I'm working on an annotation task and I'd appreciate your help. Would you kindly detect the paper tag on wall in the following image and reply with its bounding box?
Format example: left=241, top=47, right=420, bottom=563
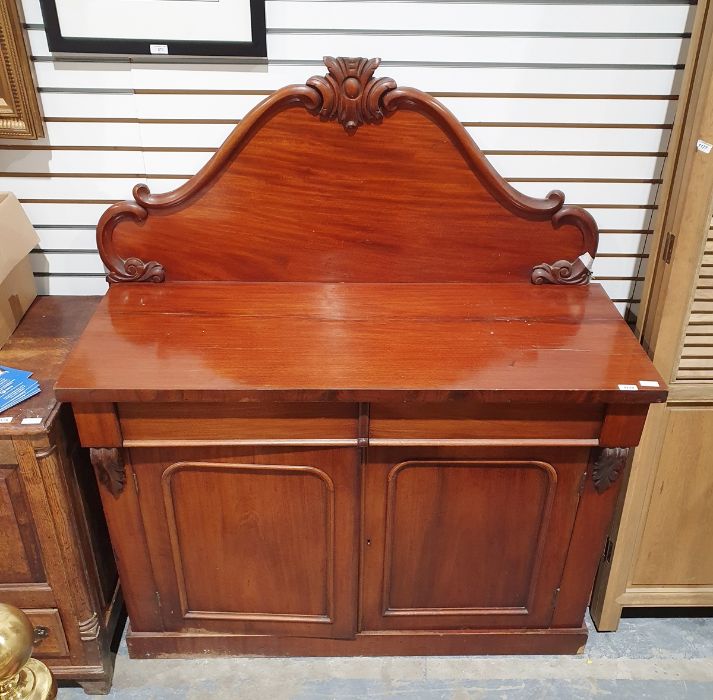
left=697, top=139, right=712, bottom=154
left=150, top=44, right=169, bottom=55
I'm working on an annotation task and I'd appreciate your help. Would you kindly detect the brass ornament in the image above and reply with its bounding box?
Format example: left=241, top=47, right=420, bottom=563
left=0, top=604, right=56, bottom=700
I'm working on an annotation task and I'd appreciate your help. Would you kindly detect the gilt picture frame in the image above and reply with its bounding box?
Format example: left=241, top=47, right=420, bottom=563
left=37, top=0, right=267, bottom=58
left=0, top=0, right=44, bottom=139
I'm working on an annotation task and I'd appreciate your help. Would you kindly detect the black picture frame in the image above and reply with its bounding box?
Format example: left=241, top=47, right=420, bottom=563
left=37, top=0, right=266, bottom=58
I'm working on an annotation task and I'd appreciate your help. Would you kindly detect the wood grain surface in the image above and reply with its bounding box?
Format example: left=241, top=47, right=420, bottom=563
left=55, top=282, right=666, bottom=404
left=361, top=446, right=588, bottom=632
left=98, top=66, right=597, bottom=285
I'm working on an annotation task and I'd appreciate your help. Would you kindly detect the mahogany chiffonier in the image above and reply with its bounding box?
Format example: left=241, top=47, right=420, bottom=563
left=55, top=57, right=666, bottom=658
left=0, top=296, right=122, bottom=694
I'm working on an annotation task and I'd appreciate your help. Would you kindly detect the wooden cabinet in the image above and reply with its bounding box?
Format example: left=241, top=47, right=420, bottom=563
left=590, top=7, right=713, bottom=629
left=60, top=391, right=661, bottom=657
left=0, top=297, right=122, bottom=695
left=55, top=57, right=665, bottom=657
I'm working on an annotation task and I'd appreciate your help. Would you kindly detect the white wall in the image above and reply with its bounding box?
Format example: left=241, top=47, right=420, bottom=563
left=1, top=0, right=696, bottom=319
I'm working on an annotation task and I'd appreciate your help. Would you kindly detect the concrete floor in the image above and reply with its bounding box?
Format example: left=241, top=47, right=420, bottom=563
left=57, top=613, right=713, bottom=699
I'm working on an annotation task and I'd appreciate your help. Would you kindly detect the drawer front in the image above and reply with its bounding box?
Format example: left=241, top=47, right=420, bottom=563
left=24, top=608, right=70, bottom=658
left=120, top=403, right=359, bottom=442
left=369, top=403, right=604, bottom=440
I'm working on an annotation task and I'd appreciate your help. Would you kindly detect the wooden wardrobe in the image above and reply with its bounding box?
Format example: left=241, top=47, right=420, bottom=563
left=591, top=3, right=713, bottom=630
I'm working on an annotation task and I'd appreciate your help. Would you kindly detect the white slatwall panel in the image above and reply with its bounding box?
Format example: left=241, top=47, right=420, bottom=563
left=1, top=0, right=694, bottom=317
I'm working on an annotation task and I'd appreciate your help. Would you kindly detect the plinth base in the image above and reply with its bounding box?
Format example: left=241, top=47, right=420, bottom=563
left=126, top=625, right=588, bottom=658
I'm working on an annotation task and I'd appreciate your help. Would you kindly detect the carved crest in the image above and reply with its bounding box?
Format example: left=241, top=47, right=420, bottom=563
left=592, top=447, right=629, bottom=493
left=90, top=447, right=126, bottom=497
left=306, top=56, right=397, bottom=134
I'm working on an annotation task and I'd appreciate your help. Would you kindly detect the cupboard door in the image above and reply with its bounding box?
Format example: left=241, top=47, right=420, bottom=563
left=631, top=407, right=713, bottom=586
left=362, top=447, right=588, bottom=631
left=0, top=444, right=46, bottom=585
left=129, top=445, right=360, bottom=639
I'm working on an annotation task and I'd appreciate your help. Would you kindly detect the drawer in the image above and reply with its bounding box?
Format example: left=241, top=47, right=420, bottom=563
left=120, top=403, right=359, bottom=442
left=369, top=403, right=604, bottom=441
left=24, top=608, right=69, bottom=658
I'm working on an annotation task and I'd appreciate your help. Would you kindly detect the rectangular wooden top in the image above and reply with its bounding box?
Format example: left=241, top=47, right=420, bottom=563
left=1, top=295, right=100, bottom=435
left=54, top=282, right=666, bottom=405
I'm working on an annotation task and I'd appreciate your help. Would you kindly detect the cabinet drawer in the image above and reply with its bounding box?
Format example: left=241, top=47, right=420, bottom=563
left=120, top=403, right=359, bottom=442
left=369, top=403, right=603, bottom=441
left=24, top=609, right=69, bottom=658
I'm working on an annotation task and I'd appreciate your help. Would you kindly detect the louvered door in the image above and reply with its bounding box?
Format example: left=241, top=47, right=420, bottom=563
left=677, top=219, right=713, bottom=381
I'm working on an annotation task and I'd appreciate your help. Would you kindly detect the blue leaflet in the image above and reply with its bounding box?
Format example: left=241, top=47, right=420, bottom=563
left=0, top=366, right=40, bottom=413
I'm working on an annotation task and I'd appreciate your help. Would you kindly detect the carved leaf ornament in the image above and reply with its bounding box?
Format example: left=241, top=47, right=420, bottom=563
left=306, top=56, right=397, bottom=135
left=96, top=56, right=597, bottom=286
left=90, top=447, right=126, bottom=497
left=592, top=447, right=629, bottom=493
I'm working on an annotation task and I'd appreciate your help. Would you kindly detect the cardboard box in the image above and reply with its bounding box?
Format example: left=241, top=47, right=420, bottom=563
left=0, top=193, right=39, bottom=347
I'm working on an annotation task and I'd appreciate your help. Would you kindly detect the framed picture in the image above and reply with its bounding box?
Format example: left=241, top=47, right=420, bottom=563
left=38, top=0, right=267, bottom=58
left=0, top=0, right=44, bottom=139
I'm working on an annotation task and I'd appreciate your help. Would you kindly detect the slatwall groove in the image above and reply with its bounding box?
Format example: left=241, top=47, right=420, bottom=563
left=29, top=63, right=685, bottom=94
left=265, top=30, right=690, bottom=39
left=129, top=91, right=678, bottom=98
left=7, top=0, right=694, bottom=312
left=36, top=118, right=675, bottom=127
left=0, top=146, right=672, bottom=156
left=26, top=25, right=690, bottom=65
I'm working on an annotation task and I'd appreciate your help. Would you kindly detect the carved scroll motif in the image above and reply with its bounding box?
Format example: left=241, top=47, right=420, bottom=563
left=531, top=258, right=592, bottom=285
left=592, top=447, right=629, bottom=493
left=108, top=257, right=165, bottom=284
left=90, top=448, right=126, bottom=497
left=97, top=200, right=165, bottom=284
left=306, top=56, right=397, bottom=134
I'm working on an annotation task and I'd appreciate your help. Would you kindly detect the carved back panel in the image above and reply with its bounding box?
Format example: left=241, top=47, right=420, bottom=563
left=99, top=57, right=598, bottom=285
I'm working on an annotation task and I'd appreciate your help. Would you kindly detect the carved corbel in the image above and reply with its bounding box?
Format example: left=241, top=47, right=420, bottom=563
left=592, top=447, right=629, bottom=493
left=90, top=448, right=126, bottom=497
